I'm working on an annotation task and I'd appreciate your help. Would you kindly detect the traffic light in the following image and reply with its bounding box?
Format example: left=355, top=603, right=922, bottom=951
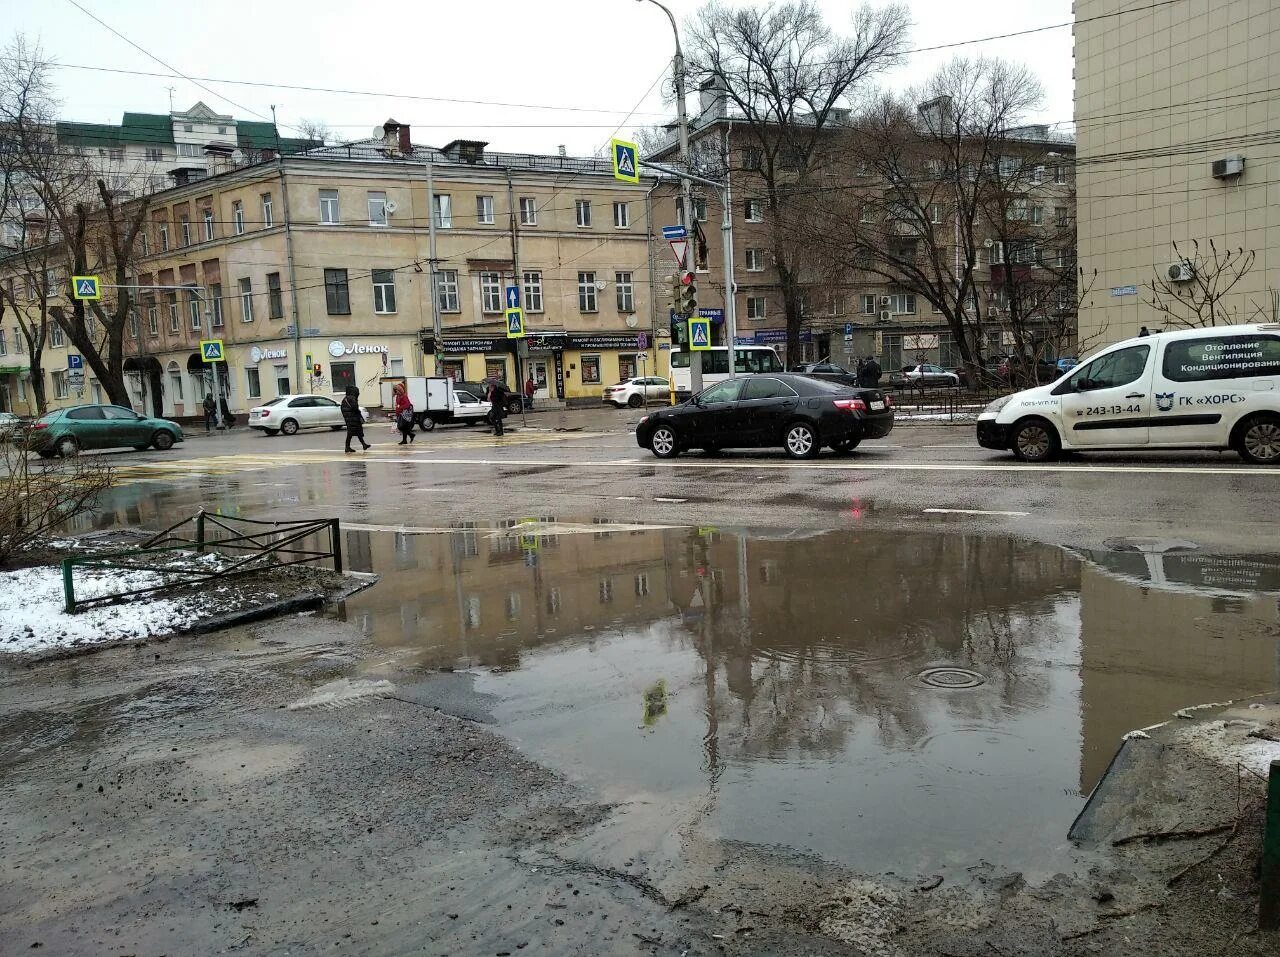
left=312, top=363, right=322, bottom=377
left=678, top=271, right=697, bottom=318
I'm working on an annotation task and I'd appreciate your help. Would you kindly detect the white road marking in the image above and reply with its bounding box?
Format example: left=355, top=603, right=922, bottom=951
left=615, top=495, right=639, bottom=501
left=654, top=497, right=688, bottom=503
left=923, top=508, right=1029, bottom=517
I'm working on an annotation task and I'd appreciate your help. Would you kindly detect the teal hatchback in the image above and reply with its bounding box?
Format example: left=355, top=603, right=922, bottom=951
left=27, top=404, right=184, bottom=457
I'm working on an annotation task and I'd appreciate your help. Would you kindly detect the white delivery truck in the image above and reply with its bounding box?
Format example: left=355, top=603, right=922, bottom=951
left=977, top=323, right=1280, bottom=464
left=378, top=376, right=493, bottom=431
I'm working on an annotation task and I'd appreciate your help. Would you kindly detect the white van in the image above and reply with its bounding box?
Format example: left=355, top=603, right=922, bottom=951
left=977, top=323, right=1280, bottom=464
left=669, top=346, right=782, bottom=400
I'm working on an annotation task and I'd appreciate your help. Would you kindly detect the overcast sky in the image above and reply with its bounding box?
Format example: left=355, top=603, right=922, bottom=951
left=3, top=0, right=1074, bottom=156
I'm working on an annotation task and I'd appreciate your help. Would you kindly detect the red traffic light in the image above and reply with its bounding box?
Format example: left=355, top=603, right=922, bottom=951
left=313, top=363, right=322, bottom=376
left=680, top=272, right=695, bottom=286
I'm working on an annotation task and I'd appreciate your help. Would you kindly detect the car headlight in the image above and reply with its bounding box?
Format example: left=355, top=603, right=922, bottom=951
left=983, top=395, right=1015, bottom=414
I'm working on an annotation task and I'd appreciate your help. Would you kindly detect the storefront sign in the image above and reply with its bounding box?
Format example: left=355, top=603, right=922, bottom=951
left=698, top=308, right=724, bottom=325
left=249, top=346, right=288, bottom=362
left=553, top=353, right=565, bottom=398
left=904, top=334, right=940, bottom=350
left=567, top=333, right=648, bottom=350
left=441, top=337, right=504, bottom=355
left=1110, top=285, right=1138, bottom=297
left=737, top=329, right=812, bottom=345
left=327, top=340, right=389, bottom=358
left=526, top=332, right=568, bottom=350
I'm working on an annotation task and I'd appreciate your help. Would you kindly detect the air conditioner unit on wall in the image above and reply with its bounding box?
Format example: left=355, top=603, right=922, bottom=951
left=879, top=295, right=891, bottom=306
left=878, top=310, right=891, bottom=322
left=384, top=200, right=398, bottom=215
left=1167, top=262, right=1195, bottom=282
left=1211, top=154, right=1245, bottom=179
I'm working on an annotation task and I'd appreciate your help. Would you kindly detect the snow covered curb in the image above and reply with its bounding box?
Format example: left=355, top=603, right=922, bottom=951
left=0, top=563, right=267, bottom=655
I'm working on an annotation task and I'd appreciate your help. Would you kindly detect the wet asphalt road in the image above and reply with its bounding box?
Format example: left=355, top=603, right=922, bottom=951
left=88, top=407, right=1280, bottom=552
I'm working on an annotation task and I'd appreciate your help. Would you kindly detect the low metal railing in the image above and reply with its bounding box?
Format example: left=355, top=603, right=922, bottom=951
left=61, top=511, right=342, bottom=613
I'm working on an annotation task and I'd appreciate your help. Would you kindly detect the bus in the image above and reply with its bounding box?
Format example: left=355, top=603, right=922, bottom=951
left=669, top=346, right=783, bottom=400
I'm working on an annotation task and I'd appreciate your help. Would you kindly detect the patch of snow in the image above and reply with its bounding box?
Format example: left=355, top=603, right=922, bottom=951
left=286, top=678, right=395, bottom=711
left=1174, top=700, right=1235, bottom=719
left=1174, top=718, right=1279, bottom=775
left=0, top=563, right=249, bottom=655
left=1123, top=730, right=1151, bottom=740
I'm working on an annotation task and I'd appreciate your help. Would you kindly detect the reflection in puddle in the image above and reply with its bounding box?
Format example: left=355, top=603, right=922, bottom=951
left=335, top=524, right=1280, bottom=877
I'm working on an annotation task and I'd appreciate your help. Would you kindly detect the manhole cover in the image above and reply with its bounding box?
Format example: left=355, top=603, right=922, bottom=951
left=917, top=667, right=986, bottom=689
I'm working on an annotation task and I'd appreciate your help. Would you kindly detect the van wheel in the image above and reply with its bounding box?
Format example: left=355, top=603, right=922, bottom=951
left=419, top=416, right=437, bottom=432
left=1236, top=413, right=1280, bottom=465
left=1010, top=418, right=1060, bottom=463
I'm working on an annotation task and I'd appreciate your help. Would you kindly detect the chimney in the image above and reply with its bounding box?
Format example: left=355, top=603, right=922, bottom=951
left=699, top=76, right=726, bottom=120
left=398, top=123, right=412, bottom=156
left=382, top=118, right=402, bottom=153
left=557, top=144, right=567, bottom=157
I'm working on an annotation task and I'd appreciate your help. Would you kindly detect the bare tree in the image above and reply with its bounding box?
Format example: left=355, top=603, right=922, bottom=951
left=800, top=56, right=1047, bottom=385
left=295, top=118, right=331, bottom=146
left=0, top=438, right=114, bottom=567
left=1144, top=238, right=1257, bottom=329
left=685, top=0, right=910, bottom=362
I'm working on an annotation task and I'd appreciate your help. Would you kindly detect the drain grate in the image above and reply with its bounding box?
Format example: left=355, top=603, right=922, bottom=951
left=917, top=667, right=986, bottom=689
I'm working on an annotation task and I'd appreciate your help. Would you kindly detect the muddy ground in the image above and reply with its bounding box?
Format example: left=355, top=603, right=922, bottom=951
left=2, top=609, right=1275, bottom=957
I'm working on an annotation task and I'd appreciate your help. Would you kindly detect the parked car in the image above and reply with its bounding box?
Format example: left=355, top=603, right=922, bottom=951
left=893, top=364, right=961, bottom=388
left=977, top=322, right=1280, bottom=464
left=249, top=394, right=354, bottom=436
left=0, top=411, right=28, bottom=442
left=635, top=373, right=894, bottom=459
left=436, top=380, right=523, bottom=416
left=26, top=404, right=183, bottom=457
left=603, top=376, right=670, bottom=408
left=789, top=362, right=861, bottom=387
left=1056, top=356, right=1079, bottom=373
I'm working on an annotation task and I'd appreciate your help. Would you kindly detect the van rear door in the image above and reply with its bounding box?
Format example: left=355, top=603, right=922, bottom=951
left=1056, top=342, right=1155, bottom=447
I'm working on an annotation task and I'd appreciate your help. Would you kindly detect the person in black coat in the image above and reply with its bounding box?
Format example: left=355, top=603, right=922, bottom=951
left=341, top=386, right=369, bottom=453
left=486, top=379, right=508, bottom=436
left=858, top=356, right=882, bottom=388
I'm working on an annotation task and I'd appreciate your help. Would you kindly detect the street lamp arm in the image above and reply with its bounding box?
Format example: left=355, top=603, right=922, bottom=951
left=637, top=0, right=682, bottom=56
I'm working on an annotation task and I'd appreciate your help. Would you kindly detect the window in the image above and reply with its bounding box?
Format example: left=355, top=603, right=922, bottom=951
left=1007, top=200, right=1028, bottom=221
left=437, top=269, right=459, bottom=312
left=266, top=273, right=282, bottom=319
left=480, top=272, right=503, bottom=313
left=0, top=328, right=7, bottom=355
left=575, top=199, right=592, bottom=227
left=522, top=270, right=543, bottom=312
left=274, top=364, right=289, bottom=396
left=745, top=248, right=765, bottom=271
left=1009, top=240, right=1035, bottom=265
left=147, top=306, right=158, bottom=336
left=145, top=147, right=163, bottom=162
left=167, top=292, right=179, bottom=332
left=698, top=379, right=741, bottom=402
left=519, top=197, right=537, bottom=225
left=261, top=193, right=273, bottom=227
left=742, top=148, right=762, bottom=171
left=159, top=221, right=169, bottom=251
left=210, top=283, right=224, bottom=327
left=615, top=272, right=634, bottom=312
left=577, top=272, right=598, bottom=312
left=51, top=323, right=65, bottom=347
left=693, top=197, right=708, bottom=222
left=476, top=195, right=494, bottom=225
left=432, top=193, right=452, bottom=229
left=613, top=202, right=629, bottom=228
left=580, top=354, right=601, bottom=384
left=747, top=296, right=766, bottom=320
left=1068, top=345, right=1150, bottom=391
left=179, top=214, right=191, bottom=246
left=990, top=241, right=1004, bottom=265
left=862, top=294, right=877, bottom=315
left=887, top=293, right=916, bottom=314
left=372, top=269, right=396, bottom=314
left=139, top=231, right=149, bottom=256
left=1054, top=206, right=1069, bottom=226
left=368, top=191, right=388, bottom=226
left=1030, top=165, right=1044, bottom=185
left=239, top=277, right=254, bottom=322
left=188, top=291, right=202, bottom=330
left=485, top=357, right=507, bottom=383
left=1162, top=334, right=1280, bottom=383
left=928, top=203, right=942, bottom=224
left=324, top=269, right=350, bottom=315
left=246, top=367, right=261, bottom=398
left=745, top=199, right=764, bottom=222
left=330, top=361, right=356, bottom=392
left=233, top=201, right=245, bottom=235
left=1030, top=205, right=1044, bottom=225
left=319, top=189, right=340, bottom=224
left=13, top=326, right=23, bottom=350
left=177, top=143, right=199, bottom=157
left=1054, top=165, right=1068, bottom=184
left=202, top=207, right=214, bottom=241
left=740, top=377, right=796, bottom=400
left=53, top=370, right=68, bottom=399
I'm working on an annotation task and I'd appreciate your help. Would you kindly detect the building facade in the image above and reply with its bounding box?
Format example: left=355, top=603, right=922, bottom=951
left=0, top=123, right=673, bottom=417
left=1074, top=0, right=1280, bottom=345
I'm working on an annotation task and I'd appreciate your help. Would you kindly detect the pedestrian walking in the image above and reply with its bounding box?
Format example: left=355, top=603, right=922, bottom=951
left=218, top=394, right=234, bottom=429
left=393, top=382, right=415, bottom=445
left=486, top=378, right=508, bottom=437
left=202, top=393, right=216, bottom=433
left=524, top=374, right=536, bottom=410
left=859, top=356, right=881, bottom=388
left=341, top=385, right=370, bottom=453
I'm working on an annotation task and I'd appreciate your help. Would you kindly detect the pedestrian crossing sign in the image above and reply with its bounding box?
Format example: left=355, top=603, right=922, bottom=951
left=505, top=307, right=525, bottom=338
left=199, top=338, right=225, bottom=362
left=611, top=138, right=640, bottom=184
left=689, top=317, right=711, bottom=350
left=71, top=276, right=101, bottom=300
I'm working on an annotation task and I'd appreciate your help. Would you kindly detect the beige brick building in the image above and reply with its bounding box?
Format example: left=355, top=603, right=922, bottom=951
left=1074, top=0, right=1280, bottom=346
left=1, top=123, right=674, bottom=417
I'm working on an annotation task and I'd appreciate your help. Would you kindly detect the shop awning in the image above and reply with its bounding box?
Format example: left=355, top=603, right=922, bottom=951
left=0, top=364, right=30, bottom=374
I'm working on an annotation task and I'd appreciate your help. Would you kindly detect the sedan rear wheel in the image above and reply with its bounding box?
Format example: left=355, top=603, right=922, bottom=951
left=280, top=418, right=300, bottom=436
left=627, top=393, right=644, bottom=408
left=56, top=435, right=80, bottom=457
left=649, top=425, right=679, bottom=458
left=784, top=422, right=820, bottom=459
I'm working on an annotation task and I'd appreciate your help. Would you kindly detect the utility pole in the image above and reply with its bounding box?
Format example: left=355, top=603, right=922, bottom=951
left=425, top=158, right=442, bottom=376
left=639, top=0, right=701, bottom=394
left=505, top=169, right=528, bottom=427
left=271, top=105, right=303, bottom=392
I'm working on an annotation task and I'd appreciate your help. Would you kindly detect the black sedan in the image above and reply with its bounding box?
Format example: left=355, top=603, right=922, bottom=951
left=634, top=373, right=894, bottom=459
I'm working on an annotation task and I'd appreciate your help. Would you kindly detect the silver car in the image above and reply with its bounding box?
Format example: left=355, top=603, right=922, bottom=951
left=249, top=394, right=356, bottom=436
left=897, top=364, right=961, bottom=388
left=602, top=376, right=670, bottom=408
